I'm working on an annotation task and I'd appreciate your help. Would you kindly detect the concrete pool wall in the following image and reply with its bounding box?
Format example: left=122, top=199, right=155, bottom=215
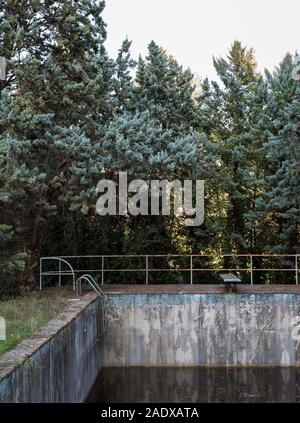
left=0, top=294, right=102, bottom=403
left=1, top=285, right=300, bottom=402
left=102, top=286, right=300, bottom=366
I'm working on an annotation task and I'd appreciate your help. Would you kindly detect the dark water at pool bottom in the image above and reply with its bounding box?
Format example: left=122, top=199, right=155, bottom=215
left=86, top=367, right=300, bottom=403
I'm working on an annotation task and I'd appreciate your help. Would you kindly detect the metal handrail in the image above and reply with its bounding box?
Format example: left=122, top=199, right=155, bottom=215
left=75, top=274, right=104, bottom=298
left=75, top=274, right=107, bottom=338
left=39, top=254, right=300, bottom=286
left=40, top=254, right=299, bottom=257
left=40, top=256, right=76, bottom=290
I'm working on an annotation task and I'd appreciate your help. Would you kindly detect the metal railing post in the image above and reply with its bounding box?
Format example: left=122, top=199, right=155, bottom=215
left=39, top=258, right=42, bottom=290
left=101, top=256, right=104, bottom=285
left=146, top=255, right=149, bottom=285
left=296, top=255, right=298, bottom=285
left=250, top=255, right=254, bottom=285
left=58, top=259, right=61, bottom=287
left=38, top=253, right=300, bottom=288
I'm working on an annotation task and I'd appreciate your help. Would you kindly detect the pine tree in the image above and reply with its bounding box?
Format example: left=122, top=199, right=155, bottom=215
left=98, top=109, right=211, bottom=255
left=102, top=111, right=208, bottom=179
left=131, top=41, right=197, bottom=134
left=0, top=0, right=117, bottom=291
left=114, top=38, right=136, bottom=113
left=256, top=54, right=300, bottom=254
left=197, top=41, right=261, bottom=255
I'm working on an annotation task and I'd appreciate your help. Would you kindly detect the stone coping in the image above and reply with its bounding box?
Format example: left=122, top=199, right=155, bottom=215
left=0, top=293, right=97, bottom=382
left=102, top=284, right=300, bottom=295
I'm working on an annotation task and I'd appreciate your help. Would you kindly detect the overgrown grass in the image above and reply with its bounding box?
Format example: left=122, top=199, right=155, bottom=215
left=0, top=289, right=70, bottom=356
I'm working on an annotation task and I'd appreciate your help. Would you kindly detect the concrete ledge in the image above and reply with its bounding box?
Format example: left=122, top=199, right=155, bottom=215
left=102, top=284, right=300, bottom=295
left=0, top=293, right=102, bottom=403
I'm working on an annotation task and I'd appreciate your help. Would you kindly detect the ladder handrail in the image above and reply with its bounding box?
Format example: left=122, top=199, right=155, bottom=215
left=75, top=274, right=107, bottom=337
left=75, top=274, right=105, bottom=298
left=40, top=256, right=76, bottom=290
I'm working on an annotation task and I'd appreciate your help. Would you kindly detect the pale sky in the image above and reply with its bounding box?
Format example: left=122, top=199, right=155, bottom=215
left=103, top=0, right=299, bottom=80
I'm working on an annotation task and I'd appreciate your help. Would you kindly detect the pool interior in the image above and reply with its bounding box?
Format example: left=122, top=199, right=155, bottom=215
left=86, top=366, right=300, bottom=403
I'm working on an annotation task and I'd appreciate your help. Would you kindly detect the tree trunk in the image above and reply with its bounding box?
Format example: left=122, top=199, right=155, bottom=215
left=21, top=211, right=47, bottom=293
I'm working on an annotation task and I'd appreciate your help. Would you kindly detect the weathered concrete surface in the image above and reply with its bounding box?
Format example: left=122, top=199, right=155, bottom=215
left=103, top=293, right=300, bottom=366
left=0, top=294, right=103, bottom=403
left=2, top=287, right=300, bottom=402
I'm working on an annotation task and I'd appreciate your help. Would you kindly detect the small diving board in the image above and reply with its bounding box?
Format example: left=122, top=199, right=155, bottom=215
left=219, top=273, right=241, bottom=292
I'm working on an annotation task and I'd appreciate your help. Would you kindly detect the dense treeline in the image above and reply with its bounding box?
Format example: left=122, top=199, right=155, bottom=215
left=0, top=1, right=299, bottom=295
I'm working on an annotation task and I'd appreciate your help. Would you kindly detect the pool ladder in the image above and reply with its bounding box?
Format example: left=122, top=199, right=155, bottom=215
left=75, top=274, right=107, bottom=342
